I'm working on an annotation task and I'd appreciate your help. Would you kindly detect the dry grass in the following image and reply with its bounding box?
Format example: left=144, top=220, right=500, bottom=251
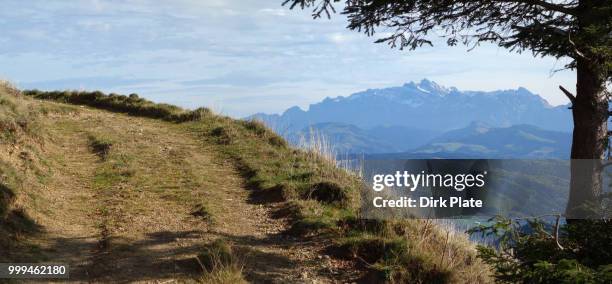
left=0, top=81, right=46, bottom=259
left=197, top=239, right=247, bottom=284
left=0, top=81, right=42, bottom=144
left=296, top=126, right=338, bottom=165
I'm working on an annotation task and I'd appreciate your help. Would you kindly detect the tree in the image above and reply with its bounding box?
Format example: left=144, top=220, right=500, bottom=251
left=284, top=0, right=611, bottom=218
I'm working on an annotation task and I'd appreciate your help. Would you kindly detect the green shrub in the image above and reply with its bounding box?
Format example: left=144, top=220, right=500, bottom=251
left=469, top=216, right=612, bottom=283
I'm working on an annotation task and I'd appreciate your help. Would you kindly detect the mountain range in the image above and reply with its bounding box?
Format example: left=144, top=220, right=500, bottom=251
left=248, top=79, right=573, bottom=158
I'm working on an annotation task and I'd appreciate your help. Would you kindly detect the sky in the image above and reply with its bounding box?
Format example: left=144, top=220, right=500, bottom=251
left=0, top=0, right=576, bottom=117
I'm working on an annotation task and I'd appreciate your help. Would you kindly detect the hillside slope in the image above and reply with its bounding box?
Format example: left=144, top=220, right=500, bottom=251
left=1, top=86, right=492, bottom=283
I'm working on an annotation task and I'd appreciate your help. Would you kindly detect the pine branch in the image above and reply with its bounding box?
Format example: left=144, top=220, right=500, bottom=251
left=500, top=0, right=577, bottom=15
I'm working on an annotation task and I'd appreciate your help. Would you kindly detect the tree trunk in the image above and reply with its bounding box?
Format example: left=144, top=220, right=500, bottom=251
left=566, top=58, right=608, bottom=219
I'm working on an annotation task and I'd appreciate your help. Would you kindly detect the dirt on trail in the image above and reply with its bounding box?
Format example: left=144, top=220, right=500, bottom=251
left=21, top=105, right=341, bottom=283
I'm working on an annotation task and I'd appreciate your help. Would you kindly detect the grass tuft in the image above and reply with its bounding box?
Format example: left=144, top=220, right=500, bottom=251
left=191, top=203, right=215, bottom=225
left=210, top=126, right=233, bottom=145
left=197, top=239, right=246, bottom=284
left=87, top=134, right=114, bottom=159
left=304, top=181, right=349, bottom=205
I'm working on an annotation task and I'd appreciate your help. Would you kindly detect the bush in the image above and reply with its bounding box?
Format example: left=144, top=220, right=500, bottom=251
left=22, top=89, right=210, bottom=123
left=176, top=107, right=211, bottom=122
left=469, top=216, right=612, bottom=283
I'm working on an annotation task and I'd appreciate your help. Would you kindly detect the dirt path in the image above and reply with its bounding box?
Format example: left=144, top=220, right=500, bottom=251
left=27, top=105, right=335, bottom=283
left=28, top=115, right=101, bottom=280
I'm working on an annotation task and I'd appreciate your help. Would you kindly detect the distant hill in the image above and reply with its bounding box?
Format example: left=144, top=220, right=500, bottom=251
left=369, top=122, right=571, bottom=159
left=250, top=79, right=572, bottom=133
left=286, top=123, right=440, bottom=154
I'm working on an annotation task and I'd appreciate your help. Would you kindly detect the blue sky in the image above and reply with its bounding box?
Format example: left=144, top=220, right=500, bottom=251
left=0, top=0, right=575, bottom=117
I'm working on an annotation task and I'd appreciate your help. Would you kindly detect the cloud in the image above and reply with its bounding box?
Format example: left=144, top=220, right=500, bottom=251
left=18, top=76, right=160, bottom=91
left=0, top=0, right=577, bottom=117
left=182, top=71, right=290, bottom=88
left=258, top=8, right=288, bottom=16
left=328, top=32, right=355, bottom=44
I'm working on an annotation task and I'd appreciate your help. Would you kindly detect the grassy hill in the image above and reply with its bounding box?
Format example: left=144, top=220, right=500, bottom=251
left=0, top=83, right=491, bottom=283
